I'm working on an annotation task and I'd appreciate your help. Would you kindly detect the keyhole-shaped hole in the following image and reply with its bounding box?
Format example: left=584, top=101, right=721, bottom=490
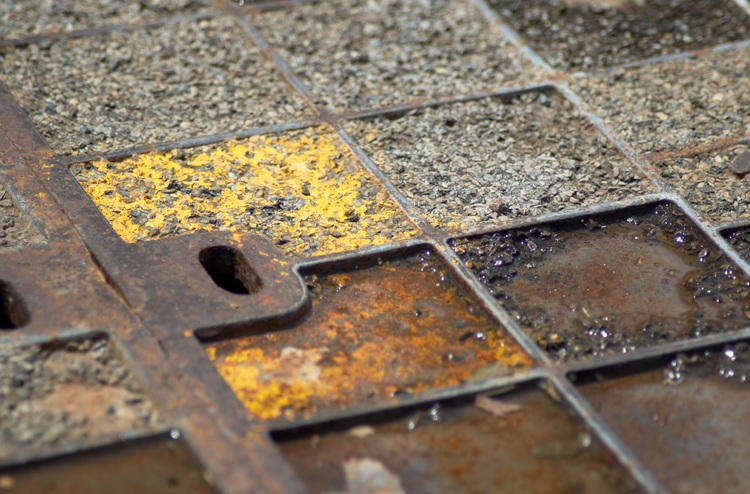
left=199, top=246, right=261, bottom=295
left=0, top=281, right=30, bottom=329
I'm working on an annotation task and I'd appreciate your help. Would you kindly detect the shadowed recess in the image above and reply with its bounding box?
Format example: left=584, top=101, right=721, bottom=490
left=0, top=280, right=29, bottom=330
left=199, top=246, right=262, bottom=295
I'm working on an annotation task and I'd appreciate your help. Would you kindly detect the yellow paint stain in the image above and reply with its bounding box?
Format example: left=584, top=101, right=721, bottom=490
left=72, top=127, right=419, bottom=257
left=440, top=219, right=469, bottom=233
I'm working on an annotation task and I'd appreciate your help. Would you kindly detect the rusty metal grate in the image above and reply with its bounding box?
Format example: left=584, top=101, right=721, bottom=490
left=0, top=0, right=750, bottom=492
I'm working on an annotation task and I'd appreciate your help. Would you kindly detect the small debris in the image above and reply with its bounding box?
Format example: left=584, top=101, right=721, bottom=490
left=474, top=395, right=522, bottom=418
left=0, top=476, right=14, bottom=490
left=348, top=426, right=376, bottom=438
left=336, top=458, right=405, bottom=494
left=531, top=432, right=593, bottom=459
left=488, top=197, right=504, bottom=213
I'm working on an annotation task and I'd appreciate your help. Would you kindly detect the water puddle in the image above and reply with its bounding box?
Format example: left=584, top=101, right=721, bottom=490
left=451, top=202, right=750, bottom=361
left=723, top=225, right=750, bottom=264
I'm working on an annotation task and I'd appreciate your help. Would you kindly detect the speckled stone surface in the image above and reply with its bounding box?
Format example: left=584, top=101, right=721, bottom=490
left=345, top=91, right=655, bottom=231
left=0, top=16, right=312, bottom=155
left=0, top=0, right=212, bottom=40
left=253, top=0, right=542, bottom=112
left=574, top=44, right=750, bottom=155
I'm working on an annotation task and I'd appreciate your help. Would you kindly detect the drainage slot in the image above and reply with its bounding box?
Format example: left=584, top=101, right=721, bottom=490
left=0, top=280, right=29, bottom=329
left=199, top=246, right=261, bottom=295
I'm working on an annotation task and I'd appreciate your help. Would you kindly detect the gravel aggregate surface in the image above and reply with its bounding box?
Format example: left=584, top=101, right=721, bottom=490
left=0, top=0, right=212, bottom=41
left=253, top=0, right=539, bottom=112
left=0, top=16, right=312, bottom=155
left=574, top=44, right=750, bottom=155
left=345, top=91, right=654, bottom=232
left=488, top=0, right=750, bottom=71
left=0, top=183, right=42, bottom=250
left=0, top=337, right=161, bottom=460
left=655, top=144, right=750, bottom=223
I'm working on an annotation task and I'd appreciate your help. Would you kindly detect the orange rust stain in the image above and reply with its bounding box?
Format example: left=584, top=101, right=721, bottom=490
left=206, top=252, right=531, bottom=420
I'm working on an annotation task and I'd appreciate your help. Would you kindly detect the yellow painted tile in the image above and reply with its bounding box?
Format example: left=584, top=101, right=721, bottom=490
left=72, top=127, right=419, bottom=256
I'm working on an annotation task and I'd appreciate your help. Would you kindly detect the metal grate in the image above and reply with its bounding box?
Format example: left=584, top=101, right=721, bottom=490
left=0, top=0, right=749, bottom=492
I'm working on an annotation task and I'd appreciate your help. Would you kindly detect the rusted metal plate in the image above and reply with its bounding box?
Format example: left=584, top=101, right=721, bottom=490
left=28, top=124, right=421, bottom=339
left=274, top=382, right=642, bottom=493
left=0, top=77, right=278, bottom=494
left=574, top=341, right=750, bottom=494
left=0, top=433, right=217, bottom=494
left=205, top=246, right=532, bottom=422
